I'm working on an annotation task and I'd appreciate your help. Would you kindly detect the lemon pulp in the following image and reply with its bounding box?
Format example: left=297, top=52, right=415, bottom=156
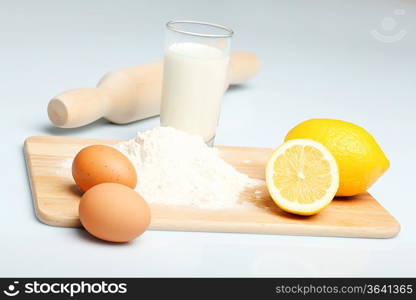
left=266, top=139, right=339, bottom=215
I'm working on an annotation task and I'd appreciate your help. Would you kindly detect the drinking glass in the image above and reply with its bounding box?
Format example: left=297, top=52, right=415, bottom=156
left=160, top=20, right=233, bottom=146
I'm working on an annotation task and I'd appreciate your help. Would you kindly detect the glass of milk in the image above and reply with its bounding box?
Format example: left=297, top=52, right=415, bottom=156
left=160, top=20, right=233, bottom=146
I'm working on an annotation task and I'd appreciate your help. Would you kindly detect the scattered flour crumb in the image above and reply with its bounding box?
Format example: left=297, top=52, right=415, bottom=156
left=242, top=159, right=252, bottom=164
left=115, top=126, right=260, bottom=210
left=57, top=158, right=73, bottom=178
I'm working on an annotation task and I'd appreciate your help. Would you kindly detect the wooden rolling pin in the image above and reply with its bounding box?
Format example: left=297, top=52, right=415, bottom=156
left=48, top=51, right=260, bottom=128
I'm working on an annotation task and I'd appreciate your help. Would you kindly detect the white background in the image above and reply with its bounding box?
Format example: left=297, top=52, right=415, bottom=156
left=1, top=0, right=415, bottom=276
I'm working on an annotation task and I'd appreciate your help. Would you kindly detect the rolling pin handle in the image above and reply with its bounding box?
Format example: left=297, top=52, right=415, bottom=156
left=47, top=88, right=108, bottom=128
left=228, top=51, right=260, bottom=85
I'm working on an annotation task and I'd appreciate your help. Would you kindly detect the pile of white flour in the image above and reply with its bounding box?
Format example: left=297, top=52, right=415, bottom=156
left=115, top=127, right=259, bottom=210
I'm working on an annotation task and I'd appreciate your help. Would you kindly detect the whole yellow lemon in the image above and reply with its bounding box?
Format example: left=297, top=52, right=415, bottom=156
left=285, top=119, right=389, bottom=196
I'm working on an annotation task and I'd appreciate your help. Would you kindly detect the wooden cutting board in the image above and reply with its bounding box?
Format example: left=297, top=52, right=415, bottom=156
left=24, top=135, right=400, bottom=238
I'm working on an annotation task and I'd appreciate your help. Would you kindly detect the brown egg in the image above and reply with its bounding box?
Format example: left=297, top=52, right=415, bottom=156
left=79, top=183, right=151, bottom=242
left=72, top=145, right=136, bottom=192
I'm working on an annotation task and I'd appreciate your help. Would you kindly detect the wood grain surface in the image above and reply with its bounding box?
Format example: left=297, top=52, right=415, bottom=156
left=24, top=135, right=400, bottom=238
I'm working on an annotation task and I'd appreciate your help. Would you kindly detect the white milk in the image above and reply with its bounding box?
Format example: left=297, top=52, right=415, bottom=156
left=160, top=42, right=229, bottom=143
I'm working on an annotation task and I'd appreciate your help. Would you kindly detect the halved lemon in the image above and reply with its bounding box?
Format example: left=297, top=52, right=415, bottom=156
left=265, top=139, right=339, bottom=216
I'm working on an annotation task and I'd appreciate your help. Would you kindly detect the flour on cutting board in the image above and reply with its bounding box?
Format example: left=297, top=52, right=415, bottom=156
left=115, top=126, right=261, bottom=210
